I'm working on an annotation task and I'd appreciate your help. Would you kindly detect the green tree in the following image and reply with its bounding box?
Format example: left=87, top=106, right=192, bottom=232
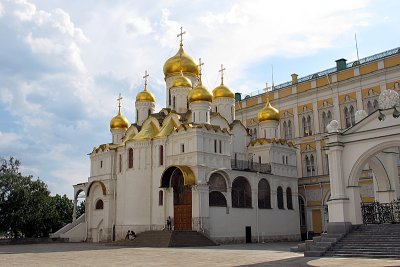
left=76, top=200, right=86, bottom=218
left=0, top=157, right=73, bottom=237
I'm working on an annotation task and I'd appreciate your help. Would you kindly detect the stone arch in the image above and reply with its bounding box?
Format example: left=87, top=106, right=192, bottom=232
left=160, top=165, right=196, bottom=188
left=86, top=181, right=107, bottom=197
left=231, top=176, right=252, bottom=208
left=368, top=156, right=392, bottom=191
left=348, top=140, right=400, bottom=187
left=206, top=170, right=230, bottom=188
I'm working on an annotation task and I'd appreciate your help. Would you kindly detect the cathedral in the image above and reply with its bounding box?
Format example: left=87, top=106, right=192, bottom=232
left=53, top=30, right=400, bottom=244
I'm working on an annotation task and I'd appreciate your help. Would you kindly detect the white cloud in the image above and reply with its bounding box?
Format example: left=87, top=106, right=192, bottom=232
left=0, top=2, right=4, bottom=17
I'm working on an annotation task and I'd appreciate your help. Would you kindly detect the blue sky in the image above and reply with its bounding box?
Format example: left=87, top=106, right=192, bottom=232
left=1, top=0, right=399, bottom=198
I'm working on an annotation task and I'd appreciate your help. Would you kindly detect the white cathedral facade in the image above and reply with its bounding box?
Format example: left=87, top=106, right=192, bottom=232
left=59, top=37, right=301, bottom=243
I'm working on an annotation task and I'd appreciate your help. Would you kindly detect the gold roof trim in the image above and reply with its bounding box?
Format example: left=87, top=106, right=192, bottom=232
left=160, top=165, right=196, bottom=187
left=132, top=122, right=159, bottom=141
left=155, top=119, right=178, bottom=138
left=248, top=138, right=295, bottom=147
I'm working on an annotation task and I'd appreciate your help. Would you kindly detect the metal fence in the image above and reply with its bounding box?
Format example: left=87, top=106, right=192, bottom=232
left=231, top=159, right=271, bottom=174
left=361, top=200, right=400, bottom=224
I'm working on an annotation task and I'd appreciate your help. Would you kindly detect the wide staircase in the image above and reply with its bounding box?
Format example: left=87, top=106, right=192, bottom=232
left=114, top=230, right=217, bottom=247
left=325, top=224, right=400, bottom=258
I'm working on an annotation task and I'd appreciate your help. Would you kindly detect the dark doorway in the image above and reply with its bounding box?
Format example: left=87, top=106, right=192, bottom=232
left=171, top=170, right=192, bottom=230
left=245, top=226, right=251, bottom=243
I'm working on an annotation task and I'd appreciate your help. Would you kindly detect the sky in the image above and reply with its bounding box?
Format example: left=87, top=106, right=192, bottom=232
left=1, top=0, right=400, bottom=198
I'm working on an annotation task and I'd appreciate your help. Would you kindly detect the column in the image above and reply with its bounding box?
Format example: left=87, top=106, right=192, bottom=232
left=73, top=197, right=77, bottom=222
left=293, top=106, right=299, bottom=138
left=316, top=140, right=323, bottom=176
left=312, top=100, right=319, bottom=134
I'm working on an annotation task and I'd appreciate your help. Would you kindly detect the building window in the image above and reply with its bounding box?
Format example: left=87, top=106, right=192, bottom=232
left=215, top=106, right=218, bottom=113
left=128, top=148, right=133, bottom=168
left=344, top=105, right=356, bottom=127
left=159, top=190, right=163, bottom=206
left=283, top=121, right=287, bottom=138
left=119, top=154, right=122, bottom=173
left=232, top=177, right=252, bottom=208
left=305, top=155, right=316, bottom=177
left=148, top=109, right=151, bottom=116
left=173, top=96, right=176, bottom=110
left=214, top=139, right=217, bottom=153
left=287, top=120, right=292, bottom=139
left=100, top=160, right=103, bottom=168
left=286, top=187, right=293, bottom=209
left=253, top=128, right=257, bottom=139
left=209, top=191, right=227, bottom=207
left=258, top=179, right=271, bottom=209
left=299, top=197, right=306, bottom=226
left=180, top=144, right=185, bottom=153
left=219, top=140, right=222, bottom=153
left=193, top=112, right=195, bottom=122
left=159, top=145, right=164, bottom=166
left=367, top=101, right=373, bottom=115
left=277, top=186, right=284, bottom=209
left=321, top=111, right=332, bottom=133
left=307, top=115, right=312, bottom=135
left=95, top=199, right=104, bottom=210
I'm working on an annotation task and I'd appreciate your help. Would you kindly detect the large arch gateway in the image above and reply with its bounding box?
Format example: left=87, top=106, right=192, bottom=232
left=325, top=106, right=400, bottom=234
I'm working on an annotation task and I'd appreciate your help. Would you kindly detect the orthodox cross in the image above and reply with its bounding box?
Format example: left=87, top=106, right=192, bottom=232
left=198, top=58, right=204, bottom=81
left=143, top=70, right=149, bottom=90
left=117, top=93, right=123, bottom=113
left=177, top=27, right=186, bottom=46
left=219, top=64, right=226, bottom=85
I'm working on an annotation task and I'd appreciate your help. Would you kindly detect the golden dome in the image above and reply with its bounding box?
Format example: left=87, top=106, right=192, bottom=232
left=136, top=88, right=155, bottom=102
left=188, top=82, right=212, bottom=103
left=110, top=112, right=129, bottom=130
left=163, top=46, right=199, bottom=77
left=171, top=73, right=192, bottom=88
left=258, top=100, right=280, bottom=122
left=213, top=84, right=234, bottom=99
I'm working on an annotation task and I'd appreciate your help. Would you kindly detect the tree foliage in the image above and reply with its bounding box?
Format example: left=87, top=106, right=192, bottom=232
left=0, top=157, right=73, bottom=237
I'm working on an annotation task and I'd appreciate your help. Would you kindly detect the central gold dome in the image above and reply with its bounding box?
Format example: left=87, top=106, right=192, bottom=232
left=188, top=82, right=212, bottom=103
left=258, top=101, right=280, bottom=122
left=110, top=112, right=129, bottom=130
left=212, top=84, right=234, bottom=99
left=163, top=46, right=199, bottom=78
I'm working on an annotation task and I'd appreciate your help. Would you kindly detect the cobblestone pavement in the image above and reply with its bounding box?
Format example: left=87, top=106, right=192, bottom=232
left=0, top=242, right=399, bottom=267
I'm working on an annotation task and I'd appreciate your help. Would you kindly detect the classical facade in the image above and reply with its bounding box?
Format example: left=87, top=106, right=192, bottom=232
left=56, top=34, right=301, bottom=243
left=235, top=48, right=400, bottom=237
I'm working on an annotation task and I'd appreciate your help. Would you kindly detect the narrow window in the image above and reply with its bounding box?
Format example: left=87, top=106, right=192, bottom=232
left=128, top=148, right=133, bottom=168
left=100, top=160, right=103, bottom=168
left=119, top=154, right=122, bottom=173
left=302, top=117, right=307, bottom=136
left=214, top=140, right=217, bottom=153
left=159, top=145, right=164, bottom=166
left=181, top=144, right=185, bottom=153
left=148, top=109, right=151, bottom=116
left=216, top=106, right=218, bottom=113
left=307, top=115, right=312, bottom=135
left=277, top=186, right=284, bottom=209
left=193, top=112, right=196, bottom=122
left=219, top=140, right=222, bottom=153
left=286, top=187, right=293, bottom=209
left=173, top=96, right=176, bottom=110
left=258, top=179, right=271, bottom=209
left=350, top=105, right=355, bottom=126
left=344, top=107, right=350, bottom=128
left=373, top=99, right=379, bottom=111
left=288, top=120, right=292, bottom=139
left=95, top=199, right=104, bottom=210
left=159, top=190, right=163, bottom=206
left=283, top=121, right=287, bottom=139
left=282, top=155, right=285, bottom=164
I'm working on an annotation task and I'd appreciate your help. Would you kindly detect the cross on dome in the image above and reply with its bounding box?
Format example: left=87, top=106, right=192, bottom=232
left=198, top=58, right=204, bottom=82
left=117, top=93, right=123, bottom=113
left=219, top=64, right=226, bottom=85
left=143, top=70, right=149, bottom=90
left=177, top=26, right=186, bottom=47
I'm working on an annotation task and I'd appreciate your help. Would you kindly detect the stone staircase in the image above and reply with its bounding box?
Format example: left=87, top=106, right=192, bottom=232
left=114, top=230, right=217, bottom=247
left=324, top=224, right=400, bottom=258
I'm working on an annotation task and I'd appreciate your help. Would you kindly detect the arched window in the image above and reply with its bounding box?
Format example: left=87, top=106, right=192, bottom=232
left=286, top=187, right=293, bottom=209
left=283, top=121, right=287, bottom=138
left=95, top=199, right=104, bottom=210
left=350, top=105, right=355, bottom=126
left=215, top=106, right=218, bottom=113
left=299, top=196, right=306, bottom=226
left=258, top=179, right=271, bottom=209
left=128, top=148, right=133, bottom=168
left=287, top=120, right=292, bottom=139
left=305, top=155, right=315, bottom=177
left=307, top=115, right=312, bottom=135
left=209, top=173, right=227, bottom=192
left=232, top=177, right=252, bottom=208
left=148, top=109, right=151, bottom=116
left=302, top=117, right=307, bottom=136
left=159, top=145, right=164, bottom=166
left=344, top=106, right=350, bottom=127
left=159, top=190, right=163, bottom=206
left=209, top=191, right=227, bottom=207
left=367, top=101, right=373, bottom=115
left=327, top=110, right=332, bottom=121
left=277, top=186, right=284, bottom=209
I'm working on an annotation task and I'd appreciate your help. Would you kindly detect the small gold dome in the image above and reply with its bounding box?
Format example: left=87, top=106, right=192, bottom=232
left=171, top=74, right=192, bottom=88
left=188, top=82, right=212, bottom=103
left=213, top=84, right=234, bottom=99
left=163, top=46, right=199, bottom=78
left=136, top=89, right=155, bottom=102
left=258, top=101, right=280, bottom=122
left=110, top=112, right=129, bottom=130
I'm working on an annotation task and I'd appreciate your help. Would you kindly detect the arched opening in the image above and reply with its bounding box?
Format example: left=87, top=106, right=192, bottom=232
left=160, top=166, right=195, bottom=230
left=298, top=195, right=307, bottom=240
left=258, top=179, right=271, bottom=209
left=232, top=176, right=252, bottom=208
left=286, top=187, right=293, bottom=209
left=95, top=199, right=104, bottom=210
left=277, top=186, right=284, bottom=209
left=128, top=148, right=133, bottom=168
left=209, top=191, right=227, bottom=207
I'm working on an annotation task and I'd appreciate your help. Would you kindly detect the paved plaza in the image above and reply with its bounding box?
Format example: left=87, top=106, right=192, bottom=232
left=0, top=242, right=399, bottom=267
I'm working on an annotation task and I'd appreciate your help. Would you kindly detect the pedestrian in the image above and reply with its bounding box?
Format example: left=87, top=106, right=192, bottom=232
left=167, top=216, right=172, bottom=230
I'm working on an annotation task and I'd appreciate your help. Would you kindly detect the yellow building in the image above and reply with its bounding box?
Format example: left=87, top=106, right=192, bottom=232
left=235, top=48, right=400, bottom=238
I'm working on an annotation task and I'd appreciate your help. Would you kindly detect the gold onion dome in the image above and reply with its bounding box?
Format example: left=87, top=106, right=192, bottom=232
left=110, top=112, right=129, bottom=130
left=258, top=100, right=280, bottom=122
left=213, top=84, right=234, bottom=99
left=163, top=46, right=199, bottom=77
left=171, top=71, right=192, bottom=88
left=136, top=85, right=155, bottom=102
left=188, top=81, right=212, bottom=103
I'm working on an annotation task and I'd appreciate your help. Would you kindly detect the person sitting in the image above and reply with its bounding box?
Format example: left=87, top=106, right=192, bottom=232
left=130, top=231, right=136, bottom=240
left=125, top=230, right=131, bottom=240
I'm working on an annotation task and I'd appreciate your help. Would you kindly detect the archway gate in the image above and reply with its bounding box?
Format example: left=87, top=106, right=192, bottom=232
left=325, top=108, right=400, bottom=233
